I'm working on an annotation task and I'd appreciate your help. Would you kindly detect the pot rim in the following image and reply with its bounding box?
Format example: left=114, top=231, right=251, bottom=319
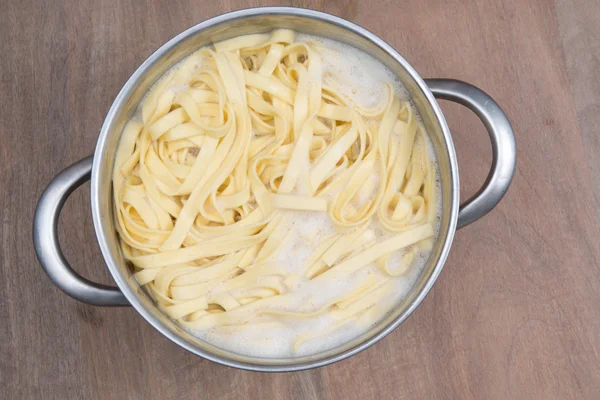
left=90, top=6, right=459, bottom=372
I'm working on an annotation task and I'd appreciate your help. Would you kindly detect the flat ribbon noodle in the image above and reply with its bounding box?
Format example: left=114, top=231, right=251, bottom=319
left=112, top=31, right=439, bottom=354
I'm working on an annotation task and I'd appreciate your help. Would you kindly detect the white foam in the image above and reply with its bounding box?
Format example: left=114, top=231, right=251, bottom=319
left=297, top=33, right=409, bottom=108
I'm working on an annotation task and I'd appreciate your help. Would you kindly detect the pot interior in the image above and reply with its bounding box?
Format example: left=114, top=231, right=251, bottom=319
left=92, top=8, right=458, bottom=371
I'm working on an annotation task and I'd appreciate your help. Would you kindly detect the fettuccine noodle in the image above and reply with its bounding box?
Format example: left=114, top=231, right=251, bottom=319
left=113, top=30, right=439, bottom=356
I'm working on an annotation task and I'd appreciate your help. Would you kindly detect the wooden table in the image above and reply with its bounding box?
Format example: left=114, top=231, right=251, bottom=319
left=2, top=0, right=599, bottom=398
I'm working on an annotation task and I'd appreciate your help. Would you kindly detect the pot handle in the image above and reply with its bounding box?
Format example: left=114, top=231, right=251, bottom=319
left=33, top=156, right=129, bottom=306
left=425, top=79, right=516, bottom=229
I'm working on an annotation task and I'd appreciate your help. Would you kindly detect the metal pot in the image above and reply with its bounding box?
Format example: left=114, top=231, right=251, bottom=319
left=33, top=7, right=516, bottom=372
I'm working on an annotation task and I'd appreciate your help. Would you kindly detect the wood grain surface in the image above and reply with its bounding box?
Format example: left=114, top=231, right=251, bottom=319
left=2, top=0, right=599, bottom=399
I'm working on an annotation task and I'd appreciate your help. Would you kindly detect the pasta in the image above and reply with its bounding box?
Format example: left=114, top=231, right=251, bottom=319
left=112, top=30, right=439, bottom=357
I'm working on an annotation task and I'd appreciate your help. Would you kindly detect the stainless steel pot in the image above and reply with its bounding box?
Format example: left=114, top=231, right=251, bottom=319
left=33, top=7, right=516, bottom=372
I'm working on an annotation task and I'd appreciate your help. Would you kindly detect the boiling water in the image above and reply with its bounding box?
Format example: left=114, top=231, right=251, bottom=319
left=155, top=34, right=442, bottom=358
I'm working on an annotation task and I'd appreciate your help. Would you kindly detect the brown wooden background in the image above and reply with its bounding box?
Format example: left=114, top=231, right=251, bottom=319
left=2, top=0, right=599, bottom=399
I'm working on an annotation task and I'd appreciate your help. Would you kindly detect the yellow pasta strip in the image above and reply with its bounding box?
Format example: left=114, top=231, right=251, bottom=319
left=317, top=224, right=434, bottom=278
left=317, top=103, right=352, bottom=122
left=131, top=233, right=264, bottom=269
left=244, top=70, right=296, bottom=104
left=148, top=108, right=187, bottom=140
left=330, top=281, right=394, bottom=320
left=320, top=224, right=368, bottom=266
left=214, top=34, right=271, bottom=52
left=122, top=187, right=159, bottom=229
left=259, top=44, right=284, bottom=76
left=177, top=135, right=218, bottom=195
left=269, top=194, right=328, bottom=212
left=162, top=122, right=204, bottom=141
left=163, top=297, right=208, bottom=319
left=279, top=124, right=313, bottom=194
left=309, top=124, right=358, bottom=192
left=145, top=145, right=180, bottom=188
left=189, top=88, right=219, bottom=103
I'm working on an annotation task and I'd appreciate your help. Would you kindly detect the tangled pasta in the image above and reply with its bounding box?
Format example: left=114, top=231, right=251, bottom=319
left=113, top=30, right=438, bottom=352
